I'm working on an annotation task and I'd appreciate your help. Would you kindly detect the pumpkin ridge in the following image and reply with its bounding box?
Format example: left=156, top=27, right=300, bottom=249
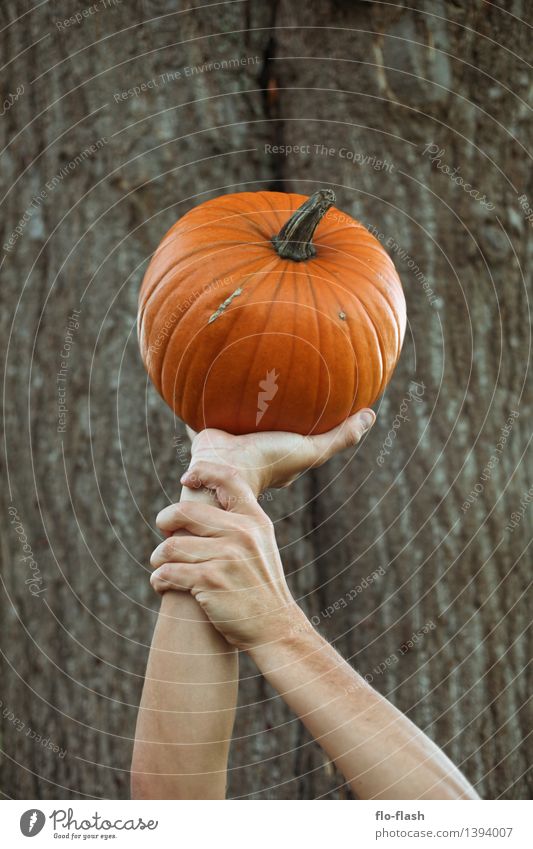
left=177, top=254, right=283, bottom=430
left=155, top=220, right=267, bottom=265
left=177, top=212, right=275, bottom=240
left=311, top=257, right=387, bottom=402
left=322, top=252, right=404, bottom=351
left=173, top=220, right=269, bottom=240
left=256, top=190, right=302, bottom=231
left=140, top=242, right=275, bottom=341
left=153, top=253, right=279, bottom=397
left=326, top=247, right=401, bottom=291
left=229, top=258, right=290, bottom=432
left=160, top=200, right=277, bottom=246
left=218, top=192, right=278, bottom=218
left=195, top=193, right=291, bottom=234
left=139, top=258, right=206, bottom=344
left=304, top=262, right=331, bottom=428
left=270, top=265, right=298, bottom=429
left=320, top=275, right=358, bottom=413
left=347, top=295, right=387, bottom=402
left=319, top=222, right=368, bottom=239
left=311, top=270, right=358, bottom=426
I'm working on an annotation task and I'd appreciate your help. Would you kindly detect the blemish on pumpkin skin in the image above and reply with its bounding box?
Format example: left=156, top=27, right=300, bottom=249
left=339, top=311, right=347, bottom=320
left=208, top=287, right=243, bottom=324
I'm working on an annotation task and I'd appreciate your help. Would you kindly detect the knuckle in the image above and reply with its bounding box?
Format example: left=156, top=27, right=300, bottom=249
left=185, top=463, right=204, bottom=484
left=156, top=503, right=175, bottom=526
left=149, top=545, right=162, bottom=568
left=189, top=459, right=235, bottom=480
left=149, top=573, right=161, bottom=593
left=155, top=563, right=170, bottom=582
left=345, top=426, right=362, bottom=448
left=151, top=564, right=171, bottom=590
left=156, top=502, right=187, bottom=528
left=233, top=518, right=251, bottom=538
left=199, top=564, right=218, bottom=588
left=236, top=525, right=259, bottom=552
left=215, top=541, right=242, bottom=566
left=160, top=538, right=178, bottom=560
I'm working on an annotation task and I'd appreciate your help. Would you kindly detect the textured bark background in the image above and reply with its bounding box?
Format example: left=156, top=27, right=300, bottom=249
left=0, top=0, right=531, bottom=800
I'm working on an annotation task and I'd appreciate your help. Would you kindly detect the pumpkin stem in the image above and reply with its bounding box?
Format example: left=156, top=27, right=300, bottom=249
left=272, top=189, right=336, bottom=261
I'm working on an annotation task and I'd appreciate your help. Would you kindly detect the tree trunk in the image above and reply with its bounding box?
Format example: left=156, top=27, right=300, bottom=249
left=0, top=0, right=531, bottom=800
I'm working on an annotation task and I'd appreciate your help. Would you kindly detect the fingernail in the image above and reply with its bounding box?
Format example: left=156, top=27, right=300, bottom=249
left=359, top=410, right=376, bottom=431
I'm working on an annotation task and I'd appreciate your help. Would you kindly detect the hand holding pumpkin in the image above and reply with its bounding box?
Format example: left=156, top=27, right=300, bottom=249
left=182, top=407, right=376, bottom=497
left=150, top=463, right=301, bottom=650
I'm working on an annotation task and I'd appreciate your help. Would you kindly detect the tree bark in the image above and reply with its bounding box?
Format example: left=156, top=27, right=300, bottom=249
left=0, top=0, right=531, bottom=800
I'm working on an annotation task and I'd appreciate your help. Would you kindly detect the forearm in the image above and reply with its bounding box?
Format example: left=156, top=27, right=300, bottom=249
left=131, top=489, right=238, bottom=800
left=249, top=612, right=478, bottom=800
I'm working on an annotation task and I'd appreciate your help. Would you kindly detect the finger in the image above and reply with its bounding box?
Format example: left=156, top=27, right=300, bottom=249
left=179, top=461, right=260, bottom=517
left=309, top=408, right=376, bottom=463
left=156, top=500, right=239, bottom=536
left=150, top=562, right=197, bottom=595
left=150, top=534, right=220, bottom=569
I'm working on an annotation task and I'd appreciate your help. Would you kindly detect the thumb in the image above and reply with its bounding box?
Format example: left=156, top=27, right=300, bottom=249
left=309, top=408, right=376, bottom=464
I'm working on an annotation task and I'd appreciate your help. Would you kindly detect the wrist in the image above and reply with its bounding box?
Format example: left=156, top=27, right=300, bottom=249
left=247, top=604, right=316, bottom=667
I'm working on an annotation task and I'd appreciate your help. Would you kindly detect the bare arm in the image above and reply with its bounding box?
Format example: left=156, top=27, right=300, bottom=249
left=132, top=409, right=375, bottom=798
left=130, top=484, right=238, bottom=800
left=151, top=460, right=479, bottom=801
left=249, top=618, right=478, bottom=799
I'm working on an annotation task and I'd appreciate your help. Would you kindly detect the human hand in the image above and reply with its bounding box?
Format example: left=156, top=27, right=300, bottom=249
left=150, top=463, right=306, bottom=650
left=183, top=408, right=376, bottom=498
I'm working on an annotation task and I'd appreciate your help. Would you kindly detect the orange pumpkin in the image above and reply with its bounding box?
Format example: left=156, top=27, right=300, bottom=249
left=138, top=189, right=406, bottom=435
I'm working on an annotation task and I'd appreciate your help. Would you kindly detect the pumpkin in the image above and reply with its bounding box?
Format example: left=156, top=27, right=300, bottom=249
left=138, top=189, right=406, bottom=435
